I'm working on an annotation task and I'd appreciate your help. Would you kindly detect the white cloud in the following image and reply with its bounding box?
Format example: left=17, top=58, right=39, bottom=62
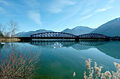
left=79, top=6, right=112, bottom=21
left=109, top=0, right=115, bottom=3
left=96, top=7, right=112, bottom=12
left=80, top=14, right=93, bottom=21
left=0, top=0, right=9, bottom=5
left=0, top=7, right=4, bottom=11
left=23, top=0, right=40, bottom=9
left=49, top=0, right=76, bottom=13
left=0, top=7, right=5, bottom=13
left=28, top=11, right=42, bottom=26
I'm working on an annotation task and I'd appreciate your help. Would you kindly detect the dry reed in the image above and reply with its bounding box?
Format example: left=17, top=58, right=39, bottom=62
left=72, top=59, right=120, bottom=79
left=83, top=59, right=120, bottom=79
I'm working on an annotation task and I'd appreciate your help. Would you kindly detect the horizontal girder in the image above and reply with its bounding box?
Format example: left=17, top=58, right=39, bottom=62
left=31, top=32, right=77, bottom=38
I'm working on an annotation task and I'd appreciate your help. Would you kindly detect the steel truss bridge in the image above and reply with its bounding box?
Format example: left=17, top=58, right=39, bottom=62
left=18, top=32, right=110, bottom=42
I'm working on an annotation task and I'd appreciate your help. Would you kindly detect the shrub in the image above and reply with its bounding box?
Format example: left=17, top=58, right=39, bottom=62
left=0, top=52, right=39, bottom=79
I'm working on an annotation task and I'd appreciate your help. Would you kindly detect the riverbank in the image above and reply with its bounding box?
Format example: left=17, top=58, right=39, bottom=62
left=0, top=37, right=20, bottom=42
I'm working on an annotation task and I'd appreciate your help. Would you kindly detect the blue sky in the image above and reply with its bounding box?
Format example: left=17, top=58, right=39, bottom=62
left=0, top=0, right=120, bottom=32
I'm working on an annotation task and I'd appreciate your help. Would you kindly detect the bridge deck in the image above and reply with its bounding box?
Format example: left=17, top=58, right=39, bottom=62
left=17, top=37, right=110, bottom=42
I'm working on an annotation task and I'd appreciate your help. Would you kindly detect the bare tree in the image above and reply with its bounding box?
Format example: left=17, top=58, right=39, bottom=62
left=0, top=20, right=18, bottom=37
left=8, top=20, right=18, bottom=37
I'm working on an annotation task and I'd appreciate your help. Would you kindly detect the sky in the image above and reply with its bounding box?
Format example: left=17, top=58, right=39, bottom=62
left=0, top=0, right=120, bottom=32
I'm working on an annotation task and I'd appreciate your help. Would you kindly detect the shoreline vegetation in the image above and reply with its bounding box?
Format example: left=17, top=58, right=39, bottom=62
left=0, top=37, right=20, bottom=42
left=0, top=20, right=19, bottom=42
left=0, top=43, right=40, bottom=79
left=82, top=59, right=120, bottom=79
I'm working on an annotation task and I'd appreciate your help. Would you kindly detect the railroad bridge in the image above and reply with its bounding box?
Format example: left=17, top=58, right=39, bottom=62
left=19, top=32, right=110, bottom=42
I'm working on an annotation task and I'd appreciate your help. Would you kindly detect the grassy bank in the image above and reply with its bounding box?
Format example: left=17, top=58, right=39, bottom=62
left=0, top=37, right=20, bottom=42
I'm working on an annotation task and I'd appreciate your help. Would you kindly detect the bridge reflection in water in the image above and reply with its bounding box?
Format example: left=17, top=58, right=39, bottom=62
left=30, top=41, right=120, bottom=59
left=30, top=40, right=108, bottom=48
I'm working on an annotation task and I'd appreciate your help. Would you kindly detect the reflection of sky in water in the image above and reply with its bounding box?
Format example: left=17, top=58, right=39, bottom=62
left=0, top=41, right=120, bottom=79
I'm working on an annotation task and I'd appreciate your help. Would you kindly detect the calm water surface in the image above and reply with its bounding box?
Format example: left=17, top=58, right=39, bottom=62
left=0, top=41, right=120, bottom=79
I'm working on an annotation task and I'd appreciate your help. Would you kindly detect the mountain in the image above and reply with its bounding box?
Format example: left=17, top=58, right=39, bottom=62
left=62, top=26, right=94, bottom=35
left=17, top=29, right=53, bottom=37
left=92, top=18, right=120, bottom=36
left=17, top=26, right=94, bottom=37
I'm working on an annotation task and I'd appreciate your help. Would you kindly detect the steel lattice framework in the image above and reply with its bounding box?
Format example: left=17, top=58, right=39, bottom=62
left=31, top=32, right=77, bottom=38
left=79, top=33, right=109, bottom=39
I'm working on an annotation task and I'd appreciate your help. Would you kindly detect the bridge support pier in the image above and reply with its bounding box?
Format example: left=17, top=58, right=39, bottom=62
left=75, top=36, right=79, bottom=42
left=19, top=37, right=32, bottom=42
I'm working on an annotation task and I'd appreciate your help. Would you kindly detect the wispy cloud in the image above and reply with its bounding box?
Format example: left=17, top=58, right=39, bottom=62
left=79, top=6, right=112, bottom=21
left=0, top=7, right=4, bottom=11
left=28, top=11, right=42, bottom=26
left=96, top=7, right=112, bottom=12
left=80, top=14, right=93, bottom=21
left=49, top=0, right=76, bottom=13
left=0, top=7, right=5, bottom=14
left=23, top=0, right=40, bottom=9
left=0, top=0, right=9, bottom=6
left=109, top=0, right=115, bottom=3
